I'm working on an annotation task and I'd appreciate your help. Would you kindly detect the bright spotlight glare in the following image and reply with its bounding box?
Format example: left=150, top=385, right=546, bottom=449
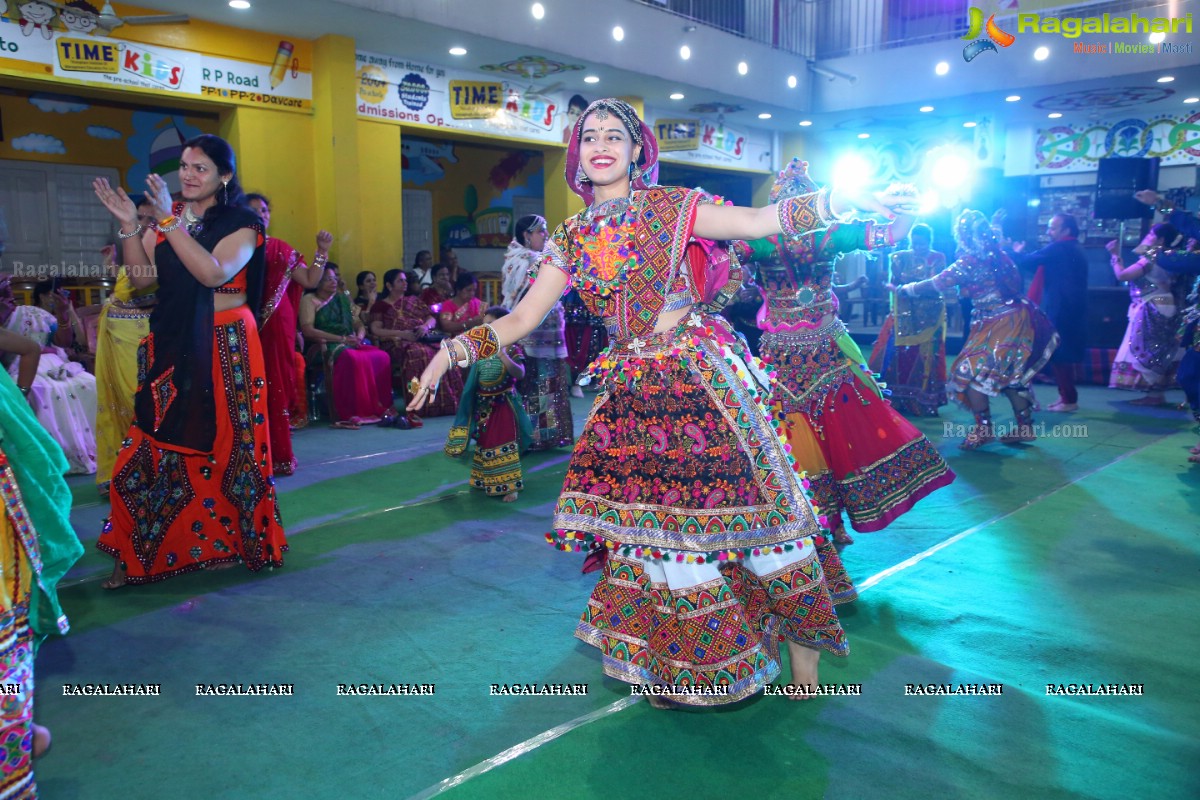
left=680, top=45, right=691, bottom=60
left=832, top=154, right=872, bottom=189
left=1034, top=46, right=1050, bottom=60
left=787, top=75, right=797, bottom=89
left=612, top=26, right=625, bottom=41
left=531, top=3, right=544, bottom=20
left=918, top=190, right=940, bottom=215
left=1149, top=31, right=1165, bottom=44
left=935, top=61, right=950, bottom=76
left=932, top=153, right=970, bottom=189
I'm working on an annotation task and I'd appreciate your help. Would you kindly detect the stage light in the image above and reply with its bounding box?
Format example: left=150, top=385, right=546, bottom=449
left=612, top=26, right=625, bottom=41
left=670, top=92, right=684, bottom=100
left=832, top=154, right=872, bottom=189
left=787, top=75, right=797, bottom=89
left=1034, top=46, right=1050, bottom=60
left=738, top=61, right=749, bottom=75
left=531, top=3, right=544, bottom=20
left=931, top=150, right=971, bottom=190
left=935, top=61, right=949, bottom=75
left=680, top=45, right=691, bottom=60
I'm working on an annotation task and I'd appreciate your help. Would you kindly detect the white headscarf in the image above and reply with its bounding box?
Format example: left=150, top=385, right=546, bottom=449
left=500, top=239, right=539, bottom=309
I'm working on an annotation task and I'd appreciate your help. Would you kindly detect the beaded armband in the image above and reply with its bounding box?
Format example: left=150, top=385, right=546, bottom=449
left=776, top=188, right=835, bottom=237
left=117, top=225, right=144, bottom=240
left=448, top=323, right=500, bottom=367
left=866, top=220, right=895, bottom=250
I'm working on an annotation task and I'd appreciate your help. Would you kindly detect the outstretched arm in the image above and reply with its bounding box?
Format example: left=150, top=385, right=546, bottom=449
left=694, top=187, right=917, bottom=242
left=409, top=263, right=568, bottom=411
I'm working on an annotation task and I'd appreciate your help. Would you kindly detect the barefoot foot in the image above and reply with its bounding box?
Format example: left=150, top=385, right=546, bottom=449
left=501, top=492, right=519, bottom=503
left=786, top=640, right=819, bottom=693
left=101, top=564, right=126, bottom=590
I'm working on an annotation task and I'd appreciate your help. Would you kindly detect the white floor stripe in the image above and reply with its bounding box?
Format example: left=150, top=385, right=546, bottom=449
left=407, top=697, right=641, bottom=800
left=412, top=435, right=1167, bottom=798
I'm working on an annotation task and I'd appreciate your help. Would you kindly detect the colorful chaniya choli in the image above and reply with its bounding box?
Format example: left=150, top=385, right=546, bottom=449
left=536, top=186, right=853, bottom=705
left=734, top=223, right=954, bottom=548
left=445, top=346, right=533, bottom=497
left=868, top=249, right=949, bottom=416
left=936, top=252, right=1058, bottom=405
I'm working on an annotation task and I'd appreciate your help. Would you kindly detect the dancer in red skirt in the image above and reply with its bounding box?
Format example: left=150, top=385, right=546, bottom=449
left=93, top=135, right=287, bottom=587
left=734, top=160, right=954, bottom=555
left=246, top=193, right=331, bottom=475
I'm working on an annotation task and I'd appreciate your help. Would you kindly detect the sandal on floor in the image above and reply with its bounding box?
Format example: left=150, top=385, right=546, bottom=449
left=330, top=420, right=362, bottom=430
left=407, top=413, right=424, bottom=429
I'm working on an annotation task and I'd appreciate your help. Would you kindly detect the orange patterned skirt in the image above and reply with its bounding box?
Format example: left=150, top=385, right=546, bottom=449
left=98, top=306, right=287, bottom=583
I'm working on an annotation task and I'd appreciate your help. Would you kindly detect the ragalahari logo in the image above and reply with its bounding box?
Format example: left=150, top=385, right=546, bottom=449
left=962, top=6, right=1015, bottom=61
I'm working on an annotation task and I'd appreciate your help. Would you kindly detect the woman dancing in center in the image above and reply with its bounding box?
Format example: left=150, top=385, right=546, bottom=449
left=734, top=160, right=954, bottom=553
left=412, top=99, right=915, bottom=704
left=897, top=210, right=1058, bottom=449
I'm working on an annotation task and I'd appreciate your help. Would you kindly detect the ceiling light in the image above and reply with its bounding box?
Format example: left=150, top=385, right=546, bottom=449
left=798, top=120, right=813, bottom=127
left=858, top=133, right=870, bottom=139
left=758, top=113, right=772, bottom=120
left=787, top=75, right=797, bottom=89
left=229, top=0, right=250, bottom=7
left=612, top=26, right=624, bottom=41
left=1034, top=46, right=1050, bottom=60
left=1005, top=95, right=1020, bottom=102
left=935, top=61, right=949, bottom=76
left=531, top=3, right=544, bottom=20
left=669, top=92, right=685, bottom=100
left=919, top=106, right=934, bottom=112
left=963, top=121, right=977, bottom=128
left=1158, top=75, right=1175, bottom=83
left=679, top=45, right=691, bottom=60
left=448, top=47, right=467, bottom=56
left=737, top=61, right=748, bottom=75
left=1048, top=112, right=1062, bottom=119
left=1149, top=31, right=1165, bottom=44
left=583, top=75, right=599, bottom=84
left=1186, top=97, right=1200, bottom=104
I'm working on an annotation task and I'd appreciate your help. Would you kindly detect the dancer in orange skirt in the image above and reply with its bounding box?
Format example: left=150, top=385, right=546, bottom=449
left=93, top=134, right=287, bottom=587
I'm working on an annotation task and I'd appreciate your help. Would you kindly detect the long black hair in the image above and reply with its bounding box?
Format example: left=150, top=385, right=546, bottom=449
left=182, top=134, right=246, bottom=224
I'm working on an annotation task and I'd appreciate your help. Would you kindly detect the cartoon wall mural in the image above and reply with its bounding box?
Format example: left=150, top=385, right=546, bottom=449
left=0, top=89, right=218, bottom=193
left=402, top=136, right=543, bottom=249
left=1032, top=113, right=1200, bottom=172
left=16, top=1, right=57, bottom=39
left=401, top=139, right=458, bottom=186
left=59, top=1, right=100, bottom=35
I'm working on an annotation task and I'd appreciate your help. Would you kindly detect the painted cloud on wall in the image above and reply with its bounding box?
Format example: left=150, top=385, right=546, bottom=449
left=28, top=94, right=90, bottom=114
left=87, top=125, right=123, bottom=140
left=13, top=133, right=67, bottom=154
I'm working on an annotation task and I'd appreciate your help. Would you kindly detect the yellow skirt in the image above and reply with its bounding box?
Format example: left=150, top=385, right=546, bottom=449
left=94, top=303, right=152, bottom=489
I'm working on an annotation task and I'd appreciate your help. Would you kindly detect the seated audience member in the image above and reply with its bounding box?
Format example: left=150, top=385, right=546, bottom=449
left=420, top=264, right=454, bottom=309
left=437, top=272, right=484, bottom=334
left=412, top=250, right=436, bottom=289
left=299, top=264, right=404, bottom=429
left=370, top=269, right=462, bottom=417
left=2, top=280, right=98, bottom=474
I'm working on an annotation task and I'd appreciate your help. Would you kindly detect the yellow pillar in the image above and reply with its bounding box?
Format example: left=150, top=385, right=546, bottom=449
left=221, top=107, right=319, bottom=250
left=312, top=34, right=362, bottom=270
left=357, top=121, right=405, bottom=272
left=543, top=146, right=583, bottom=230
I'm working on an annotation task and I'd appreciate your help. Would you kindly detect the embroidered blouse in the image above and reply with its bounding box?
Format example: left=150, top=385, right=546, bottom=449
left=539, top=186, right=832, bottom=341
left=732, top=220, right=881, bottom=332
left=929, top=249, right=1023, bottom=318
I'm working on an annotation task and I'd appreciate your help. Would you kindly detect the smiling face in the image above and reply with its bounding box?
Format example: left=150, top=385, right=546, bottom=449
left=360, top=273, right=377, bottom=294
left=248, top=197, right=271, bottom=230
left=178, top=146, right=229, bottom=205
left=579, top=111, right=641, bottom=190
left=19, top=2, right=55, bottom=24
